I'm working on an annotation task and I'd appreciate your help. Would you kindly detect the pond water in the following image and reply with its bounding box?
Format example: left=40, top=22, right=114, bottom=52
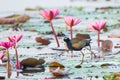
left=0, top=6, right=120, bottom=80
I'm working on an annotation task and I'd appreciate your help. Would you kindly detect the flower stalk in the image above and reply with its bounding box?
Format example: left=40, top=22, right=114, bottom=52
left=6, top=49, right=11, bottom=78
left=70, top=26, right=73, bottom=39
left=88, top=20, right=106, bottom=48
left=40, top=9, right=60, bottom=47
left=14, top=45, right=19, bottom=76
left=50, top=21, right=60, bottom=47
left=98, top=31, right=100, bottom=47
left=8, top=34, right=22, bottom=76
left=64, top=16, right=81, bottom=39
left=0, top=41, right=13, bottom=78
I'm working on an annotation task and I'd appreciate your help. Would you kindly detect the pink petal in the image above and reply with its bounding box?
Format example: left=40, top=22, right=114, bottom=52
left=73, top=18, right=81, bottom=26
left=64, top=16, right=73, bottom=26
left=64, top=16, right=80, bottom=27
left=88, top=20, right=106, bottom=31
left=16, top=34, right=23, bottom=42
left=40, top=10, right=50, bottom=20
left=94, top=21, right=100, bottom=30
left=0, top=41, right=13, bottom=49
left=88, top=23, right=96, bottom=31
left=8, top=34, right=23, bottom=44
left=40, top=9, right=59, bottom=21
left=51, top=9, right=59, bottom=18
left=0, top=60, right=2, bottom=64
left=99, top=20, right=106, bottom=29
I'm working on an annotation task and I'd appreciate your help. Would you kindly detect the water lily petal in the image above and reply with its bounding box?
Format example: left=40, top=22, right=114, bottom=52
left=0, top=60, right=2, bottom=64
left=88, top=20, right=106, bottom=31
left=99, top=20, right=106, bottom=30
left=73, top=18, right=81, bottom=26
left=64, top=16, right=80, bottom=27
left=40, top=9, right=59, bottom=21
left=0, top=41, right=13, bottom=49
left=8, top=34, right=23, bottom=44
left=51, top=9, right=59, bottom=19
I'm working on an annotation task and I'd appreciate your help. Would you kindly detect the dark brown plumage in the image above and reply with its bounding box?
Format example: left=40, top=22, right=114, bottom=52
left=20, top=58, right=45, bottom=70
left=64, top=37, right=93, bottom=68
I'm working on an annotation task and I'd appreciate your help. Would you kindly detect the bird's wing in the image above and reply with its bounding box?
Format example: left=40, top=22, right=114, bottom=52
left=71, top=38, right=80, bottom=44
left=72, top=40, right=86, bottom=49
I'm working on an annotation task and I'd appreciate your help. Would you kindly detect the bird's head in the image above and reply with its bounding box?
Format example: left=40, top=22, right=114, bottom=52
left=63, top=37, right=70, bottom=43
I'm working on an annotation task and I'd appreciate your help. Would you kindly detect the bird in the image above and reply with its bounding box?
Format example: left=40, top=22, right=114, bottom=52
left=63, top=37, right=94, bottom=68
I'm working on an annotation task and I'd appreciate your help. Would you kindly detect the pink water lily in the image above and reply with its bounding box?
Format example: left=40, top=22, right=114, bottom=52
left=88, top=20, right=106, bottom=31
left=64, top=16, right=81, bottom=39
left=8, top=34, right=23, bottom=45
left=64, top=16, right=81, bottom=27
left=0, top=41, right=13, bottom=49
left=0, top=51, right=4, bottom=64
left=40, top=9, right=60, bottom=47
left=88, top=20, right=106, bottom=47
left=8, top=34, right=23, bottom=77
left=0, top=41, right=13, bottom=78
left=40, top=9, right=59, bottom=21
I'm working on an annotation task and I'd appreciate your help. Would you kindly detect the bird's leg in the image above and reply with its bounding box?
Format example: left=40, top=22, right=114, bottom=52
left=66, top=49, right=73, bottom=58
left=85, top=46, right=96, bottom=60
left=85, top=47, right=92, bottom=60
left=58, top=49, right=71, bottom=57
left=89, top=46, right=93, bottom=60
left=75, top=51, right=84, bottom=68
left=70, top=50, right=73, bottom=57
left=80, top=51, right=84, bottom=65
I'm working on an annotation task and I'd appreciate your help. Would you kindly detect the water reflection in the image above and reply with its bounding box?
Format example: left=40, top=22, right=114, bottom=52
left=20, top=66, right=45, bottom=74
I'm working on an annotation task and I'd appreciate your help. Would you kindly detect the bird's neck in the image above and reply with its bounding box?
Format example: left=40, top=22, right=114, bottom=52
left=66, top=40, right=73, bottom=50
